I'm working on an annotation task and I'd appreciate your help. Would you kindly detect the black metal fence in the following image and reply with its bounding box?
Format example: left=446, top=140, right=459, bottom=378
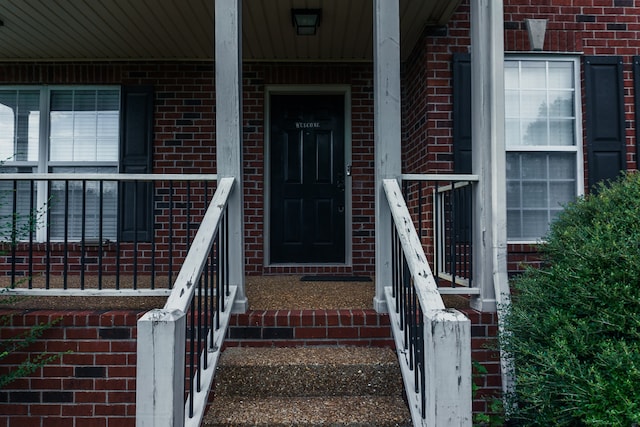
left=391, top=227, right=426, bottom=416
left=402, top=175, right=478, bottom=293
left=0, top=174, right=217, bottom=294
left=186, top=210, right=229, bottom=419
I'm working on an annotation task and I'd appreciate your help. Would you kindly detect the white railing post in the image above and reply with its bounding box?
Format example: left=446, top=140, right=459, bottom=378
left=215, top=0, right=247, bottom=313
left=373, top=0, right=402, bottom=313
left=136, top=309, right=186, bottom=427
left=424, top=310, right=472, bottom=426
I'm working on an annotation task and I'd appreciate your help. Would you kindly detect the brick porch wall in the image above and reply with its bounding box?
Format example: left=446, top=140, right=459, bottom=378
left=0, top=307, right=498, bottom=426
left=0, top=310, right=140, bottom=427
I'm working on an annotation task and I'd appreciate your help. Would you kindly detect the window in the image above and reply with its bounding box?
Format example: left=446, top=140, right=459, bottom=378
left=505, top=57, right=583, bottom=241
left=0, top=87, right=120, bottom=241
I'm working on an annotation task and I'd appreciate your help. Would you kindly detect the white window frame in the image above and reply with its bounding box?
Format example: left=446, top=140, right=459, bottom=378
left=505, top=55, right=584, bottom=244
left=0, top=85, right=121, bottom=242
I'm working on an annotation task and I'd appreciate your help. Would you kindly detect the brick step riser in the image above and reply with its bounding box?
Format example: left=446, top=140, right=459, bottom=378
left=226, top=309, right=394, bottom=348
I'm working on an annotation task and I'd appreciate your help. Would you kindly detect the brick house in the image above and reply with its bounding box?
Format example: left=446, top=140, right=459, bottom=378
left=0, top=0, right=637, bottom=426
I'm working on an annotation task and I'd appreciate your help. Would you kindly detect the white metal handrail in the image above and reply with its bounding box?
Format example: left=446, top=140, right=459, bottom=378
left=136, top=177, right=237, bottom=427
left=383, top=178, right=472, bottom=427
left=0, top=173, right=218, bottom=182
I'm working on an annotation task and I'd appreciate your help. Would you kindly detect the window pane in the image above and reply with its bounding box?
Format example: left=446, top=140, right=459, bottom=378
left=505, top=119, right=522, bottom=147
left=507, top=181, right=521, bottom=208
left=549, top=182, right=575, bottom=208
left=548, top=91, right=574, bottom=117
left=521, top=91, right=547, bottom=118
left=507, top=152, right=577, bottom=240
left=505, top=91, right=520, bottom=116
left=549, top=119, right=574, bottom=146
left=521, top=62, right=546, bottom=89
left=522, top=182, right=548, bottom=208
left=507, top=209, right=522, bottom=237
left=548, top=62, right=573, bottom=89
left=506, top=151, right=521, bottom=179
left=504, top=62, right=519, bottom=89
left=549, top=154, right=575, bottom=179
left=521, top=153, right=547, bottom=179
left=522, top=210, right=550, bottom=240
left=522, top=119, right=549, bottom=146
left=0, top=90, right=40, bottom=162
left=49, top=89, right=119, bottom=162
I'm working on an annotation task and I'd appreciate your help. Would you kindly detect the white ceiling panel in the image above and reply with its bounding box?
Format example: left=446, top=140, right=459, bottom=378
left=0, top=0, right=461, bottom=61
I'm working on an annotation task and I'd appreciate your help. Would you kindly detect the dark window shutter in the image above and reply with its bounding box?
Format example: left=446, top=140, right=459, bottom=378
left=453, top=53, right=472, bottom=174
left=119, top=85, right=154, bottom=242
left=452, top=53, right=472, bottom=243
left=584, top=56, right=626, bottom=189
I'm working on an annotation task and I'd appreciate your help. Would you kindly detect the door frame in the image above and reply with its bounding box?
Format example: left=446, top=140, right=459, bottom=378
left=264, top=85, right=352, bottom=267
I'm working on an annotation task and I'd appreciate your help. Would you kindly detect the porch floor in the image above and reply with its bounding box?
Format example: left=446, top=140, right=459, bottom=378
left=0, top=275, right=469, bottom=311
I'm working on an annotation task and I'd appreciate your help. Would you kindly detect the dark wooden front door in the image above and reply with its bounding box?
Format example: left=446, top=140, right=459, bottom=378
left=270, top=94, right=345, bottom=263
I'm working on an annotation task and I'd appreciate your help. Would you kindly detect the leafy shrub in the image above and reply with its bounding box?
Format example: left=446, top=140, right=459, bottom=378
left=502, top=172, right=640, bottom=426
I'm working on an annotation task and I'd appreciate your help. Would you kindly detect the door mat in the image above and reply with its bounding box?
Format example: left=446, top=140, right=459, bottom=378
left=300, top=275, right=372, bottom=282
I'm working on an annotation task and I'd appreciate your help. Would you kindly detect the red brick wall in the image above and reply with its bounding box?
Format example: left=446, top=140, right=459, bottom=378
left=0, top=310, right=140, bottom=427
left=0, top=307, right=499, bottom=426
left=463, top=309, right=503, bottom=419
left=226, top=309, right=393, bottom=348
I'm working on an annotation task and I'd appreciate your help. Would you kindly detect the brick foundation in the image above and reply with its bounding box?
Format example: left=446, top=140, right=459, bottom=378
left=0, top=310, right=140, bottom=427
left=0, top=307, right=499, bottom=426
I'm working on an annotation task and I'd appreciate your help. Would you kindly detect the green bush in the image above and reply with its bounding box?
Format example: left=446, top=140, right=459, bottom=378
left=502, top=172, right=640, bottom=426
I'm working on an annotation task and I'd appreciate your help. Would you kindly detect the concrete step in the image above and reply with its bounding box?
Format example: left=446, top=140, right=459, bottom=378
left=203, top=346, right=411, bottom=427
left=204, top=396, right=411, bottom=427
left=212, top=347, right=404, bottom=398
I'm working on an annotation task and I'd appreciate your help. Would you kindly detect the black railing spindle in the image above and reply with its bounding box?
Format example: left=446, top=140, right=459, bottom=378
left=10, top=180, right=17, bottom=288
left=98, top=180, right=104, bottom=290
left=81, top=180, right=86, bottom=290
left=28, top=180, right=35, bottom=289
left=132, top=181, right=139, bottom=290
left=168, top=181, right=174, bottom=287
left=63, top=180, right=69, bottom=290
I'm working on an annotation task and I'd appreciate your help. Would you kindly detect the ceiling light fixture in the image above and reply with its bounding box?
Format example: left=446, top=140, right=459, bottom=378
left=292, top=9, right=321, bottom=36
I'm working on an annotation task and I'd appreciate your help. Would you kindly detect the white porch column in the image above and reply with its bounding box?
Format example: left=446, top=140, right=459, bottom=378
left=372, top=0, right=402, bottom=313
left=470, top=0, right=509, bottom=313
left=215, top=0, right=247, bottom=312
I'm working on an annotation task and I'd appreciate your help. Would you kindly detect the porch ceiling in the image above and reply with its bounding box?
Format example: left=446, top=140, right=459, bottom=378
left=0, top=0, right=460, bottom=62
